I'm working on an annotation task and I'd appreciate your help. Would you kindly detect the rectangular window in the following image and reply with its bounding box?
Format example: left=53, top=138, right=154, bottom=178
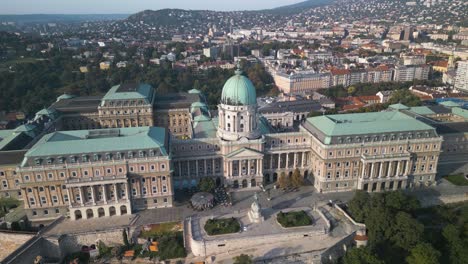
left=152, top=186, right=157, bottom=193
left=52, top=196, right=58, bottom=203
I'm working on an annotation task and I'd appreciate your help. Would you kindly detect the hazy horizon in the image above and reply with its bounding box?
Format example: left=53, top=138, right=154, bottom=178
left=1, top=0, right=305, bottom=15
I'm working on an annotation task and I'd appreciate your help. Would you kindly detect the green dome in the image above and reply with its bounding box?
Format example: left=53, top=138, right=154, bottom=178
left=221, top=70, right=257, bottom=106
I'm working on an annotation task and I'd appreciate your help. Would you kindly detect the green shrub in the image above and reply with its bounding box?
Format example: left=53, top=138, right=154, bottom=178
left=277, top=211, right=312, bottom=227
left=204, top=217, right=240, bottom=235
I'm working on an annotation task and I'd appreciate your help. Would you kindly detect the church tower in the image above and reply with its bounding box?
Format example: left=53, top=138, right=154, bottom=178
left=217, top=67, right=260, bottom=141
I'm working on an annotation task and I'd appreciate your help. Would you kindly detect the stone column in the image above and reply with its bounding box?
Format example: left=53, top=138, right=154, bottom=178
left=361, top=162, right=366, bottom=178
left=378, top=162, right=384, bottom=178
left=204, top=160, right=207, bottom=176
left=55, top=185, right=63, bottom=205
left=187, top=162, right=190, bottom=178
left=301, top=152, right=305, bottom=168
left=178, top=162, right=182, bottom=178
left=247, top=160, right=251, bottom=176
left=370, top=163, right=375, bottom=178
left=257, top=159, right=261, bottom=176
left=293, top=153, right=297, bottom=167
left=396, top=161, right=401, bottom=177
left=196, top=160, right=199, bottom=177
left=66, top=188, right=72, bottom=206
left=78, top=187, right=84, bottom=206
left=269, top=155, right=273, bottom=170
left=405, top=160, right=410, bottom=176
left=212, top=159, right=216, bottom=175
left=102, top=185, right=107, bottom=204
left=286, top=153, right=289, bottom=168
left=277, top=154, right=281, bottom=169
left=113, top=183, right=118, bottom=202
left=90, top=185, right=96, bottom=205
left=387, top=162, right=393, bottom=178
left=239, top=160, right=242, bottom=176
left=124, top=182, right=129, bottom=200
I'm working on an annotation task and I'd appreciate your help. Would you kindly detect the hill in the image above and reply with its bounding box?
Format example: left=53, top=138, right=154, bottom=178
left=272, top=0, right=334, bottom=12
left=0, top=14, right=129, bottom=23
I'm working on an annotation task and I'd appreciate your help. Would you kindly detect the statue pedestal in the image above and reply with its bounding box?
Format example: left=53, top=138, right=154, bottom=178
left=248, top=209, right=264, bottom=223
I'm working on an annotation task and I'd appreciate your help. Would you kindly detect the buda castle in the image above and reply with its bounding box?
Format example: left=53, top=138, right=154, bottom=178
left=2, top=67, right=466, bottom=225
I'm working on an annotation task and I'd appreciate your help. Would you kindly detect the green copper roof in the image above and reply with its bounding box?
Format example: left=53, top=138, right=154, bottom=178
left=452, top=107, right=468, bottom=119
left=440, top=101, right=461, bottom=108
left=24, top=127, right=167, bottom=159
left=221, top=70, right=257, bottom=106
left=188, top=88, right=201, bottom=94
left=102, top=83, right=153, bottom=104
left=56, top=94, right=75, bottom=101
left=409, top=106, right=436, bottom=115
left=389, top=103, right=410, bottom=110
left=306, top=111, right=435, bottom=142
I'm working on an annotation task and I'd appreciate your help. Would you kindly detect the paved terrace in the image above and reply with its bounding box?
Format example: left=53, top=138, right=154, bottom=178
left=191, top=207, right=327, bottom=242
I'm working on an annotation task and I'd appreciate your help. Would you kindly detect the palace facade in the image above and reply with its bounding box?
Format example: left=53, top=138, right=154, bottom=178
left=2, top=68, right=466, bottom=224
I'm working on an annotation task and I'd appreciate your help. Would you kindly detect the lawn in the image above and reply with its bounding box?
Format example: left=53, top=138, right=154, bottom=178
left=277, top=210, right=313, bottom=228
left=444, top=174, right=468, bottom=186
left=204, top=217, right=240, bottom=235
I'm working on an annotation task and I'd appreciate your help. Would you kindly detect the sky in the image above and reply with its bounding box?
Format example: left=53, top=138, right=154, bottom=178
left=1, top=0, right=304, bottom=14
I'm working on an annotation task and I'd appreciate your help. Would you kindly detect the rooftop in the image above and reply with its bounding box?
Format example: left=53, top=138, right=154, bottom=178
left=102, top=83, right=153, bottom=104
left=305, top=111, right=436, bottom=143
left=23, top=127, right=167, bottom=162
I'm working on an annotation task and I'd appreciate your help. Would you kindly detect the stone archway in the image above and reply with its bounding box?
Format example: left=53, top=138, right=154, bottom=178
left=304, top=170, right=309, bottom=179
left=273, top=173, right=278, bottom=182
left=86, top=209, right=94, bottom=219
left=120, top=205, right=128, bottom=215
left=74, top=210, right=82, bottom=220
left=233, top=180, right=239, bottom=189
left=251, top=179, right=256, bottom=187
left=109, top=206, right=116, bottom=216
left=215, top=177, right=222, bottom=187
left=98, top=208, right=105, bottom=218
left=242, top=179, right=248, bottom=188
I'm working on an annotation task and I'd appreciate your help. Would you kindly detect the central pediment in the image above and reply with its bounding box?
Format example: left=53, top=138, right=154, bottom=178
left=225, top=147, right=263, bottom=159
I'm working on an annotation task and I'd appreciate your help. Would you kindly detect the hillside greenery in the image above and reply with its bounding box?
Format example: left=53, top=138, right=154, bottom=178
left=342, top=191, right=468, bottom=264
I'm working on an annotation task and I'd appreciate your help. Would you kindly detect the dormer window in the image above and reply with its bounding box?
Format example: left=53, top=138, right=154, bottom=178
left=82, top=155, right=88, bottom=162
left=35, top=159, right=42, bottom=165
left=139, top=151, right=144, bottom=158
left=70, top=156, right=76, bottom=163
left=93, top=154, right=100, bottom=161
left=105, top=153, right=111, bottom=160
left=128, top=151, right=133, bottom=158
left=149, top=150, right=155, bottom=157
left=58, top=157, right=65, bottom=164
left=116, top=152, right=122, bottom=159
left=47, top=158, right=53, bottom=164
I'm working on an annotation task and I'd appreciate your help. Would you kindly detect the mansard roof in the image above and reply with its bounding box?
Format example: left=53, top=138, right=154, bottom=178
left=102, top=83, right=153, bottom=104
left=23, top=127, right=167, bottom=161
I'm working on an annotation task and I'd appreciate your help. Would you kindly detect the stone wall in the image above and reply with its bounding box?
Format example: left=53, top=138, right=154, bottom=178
left=49, top=227, right=127, bottom=257
left=188, top=217, right=327, bottom=257
left=0, top=231, right=35, bottom=262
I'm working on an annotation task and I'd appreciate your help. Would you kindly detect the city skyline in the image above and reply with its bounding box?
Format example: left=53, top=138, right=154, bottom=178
left=1, top=0, right=304, bottom=14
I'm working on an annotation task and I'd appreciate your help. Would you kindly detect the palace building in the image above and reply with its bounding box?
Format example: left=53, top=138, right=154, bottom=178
left=2, top=67, right=466, bottom=224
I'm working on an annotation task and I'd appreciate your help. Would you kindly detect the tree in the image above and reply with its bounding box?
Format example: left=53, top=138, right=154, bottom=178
left=291, top=169, right=303, bottom=187
left=442, top=224, right=468, bottom=264
left=277, top=172, right=289, bottom=188
left=406, top=243, right=440, bottom=264
left=347, top=86, right=357, bottom=96
left=389, top=212, right=424, bottom=249
left=343, top=247, right=384, bottom=264
left=347, top=191, right=370, bottom=223
left=198, top=177, right=215, bottom=193
left=233, top=254, right=253, bottom=264
left=387, top=89, right=421, bottom=107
